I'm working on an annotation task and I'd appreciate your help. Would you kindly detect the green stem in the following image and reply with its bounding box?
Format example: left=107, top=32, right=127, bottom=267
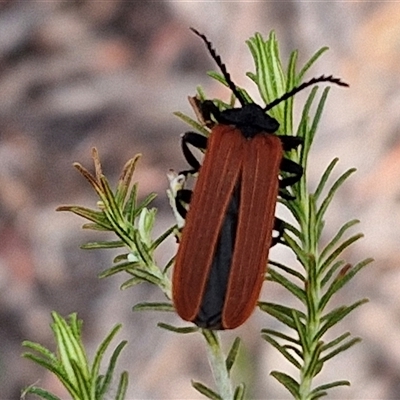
left=202, top=330, right=234, bottom=400
left=298, top=195, right=322, bottom=400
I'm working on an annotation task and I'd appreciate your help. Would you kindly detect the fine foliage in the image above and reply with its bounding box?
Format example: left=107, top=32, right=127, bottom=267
left=22, top=31, right=370, bottom=400
left=22, top=312, right=128, bottom=400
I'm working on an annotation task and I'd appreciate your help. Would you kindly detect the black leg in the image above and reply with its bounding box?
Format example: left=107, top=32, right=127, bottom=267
left=278, top=135, right=303, bottom=151
left=177, top=128, right=211, bottom=218
left=278, top=188, right=295, bottom=201
left=198, top=99, right=221, bottom=123
left=180, top=131, right=208, bottom=175
left=175, top=189, right=192, bottom=218
left=180, top=99, right=220, bottom=175
left=189, top=97, right=220, bottom=128
left=279, top=157, right=303, bottom=189
left=271, top=217, right=285, bottom=246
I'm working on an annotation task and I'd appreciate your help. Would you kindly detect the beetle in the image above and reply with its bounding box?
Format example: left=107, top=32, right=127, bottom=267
left=172, top=28, right=348, bottom=330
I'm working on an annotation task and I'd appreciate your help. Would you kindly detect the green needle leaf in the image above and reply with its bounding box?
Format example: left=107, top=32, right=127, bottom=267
left=311, top=380, right=350, bottom=395
left=261, top=329, right=299, bottom=345
left=313, top=158, right=339, bottom=201
left=115, top=371, right=129, bottom=400
left=298, top=47, right=329, bottom=81
left=320, top=332, right=352, bottom=352
left=316, top=168, right=357, bottom=226
left=226, top=337, right=241, bottom=373
left=21, top=386, right=61, bottom=400
left=268, top=268, right=306, bottom=303
left=320, top=337, right=361, bottom=364
left=173, top=111, right=209, bottom=136
left=268, top=260, right=305, bottom=282
left=317, top=299, right=368, bottom=340
left=320, top=259, right=372, bottom=310
left=233, top=383, right=246, bottom=400
left=270, top=371, right=300, bottom=398
left=132, top=302, right=175, bottom=312
left=263, top=335, right=302, bottom=369
left=192, top=381, right=223, bottom=400
left=157, top=323, right=199, bottom=334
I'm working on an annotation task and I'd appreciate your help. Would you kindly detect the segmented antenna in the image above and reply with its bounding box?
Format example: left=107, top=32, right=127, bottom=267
left=264, top=75, right=349, bottom=111
left=190, top=28, right=246, bottom=107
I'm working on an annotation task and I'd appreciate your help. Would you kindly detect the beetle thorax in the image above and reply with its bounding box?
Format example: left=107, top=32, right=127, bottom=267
left=219, top=103, right=280, bottom=139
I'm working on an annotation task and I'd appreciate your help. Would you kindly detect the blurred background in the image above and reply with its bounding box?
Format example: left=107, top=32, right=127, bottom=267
left=0, top=1, right=399, bottom=399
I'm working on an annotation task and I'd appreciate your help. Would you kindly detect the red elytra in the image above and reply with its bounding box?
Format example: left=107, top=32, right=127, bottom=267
left=172, top=125, right=283, bottom=329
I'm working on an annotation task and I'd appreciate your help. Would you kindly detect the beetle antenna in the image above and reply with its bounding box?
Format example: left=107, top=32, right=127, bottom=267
left=264, top=75, right=349, bottom=111
left=191, top=28, right=247, bottom=107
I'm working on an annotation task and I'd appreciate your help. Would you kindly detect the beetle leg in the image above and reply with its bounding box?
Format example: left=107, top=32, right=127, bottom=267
left=180, top=99, right=220, bottom=175
left=199, top=99, right=221, bottom=122
left=175, top=189, right=192, bottom=218
left=271, top=217, right=285, bottom=246
left=180, top=131, right=208, bottom=175
left=189, top=97, right=220, bottom=128
left=279, top=157, right=303, bottom=188
left=279, top=189, right=295, bottom=201
left=176, top=129, right=210, bottom=218
left=277, top=135, right=303, bottom=195
left=278, top=135, right=303, bottom=151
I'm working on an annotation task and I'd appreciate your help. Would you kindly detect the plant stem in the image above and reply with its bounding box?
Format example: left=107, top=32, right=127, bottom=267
left=202, top=330, right=234, bottom=400
left=298, top=193, right=321, bottom=400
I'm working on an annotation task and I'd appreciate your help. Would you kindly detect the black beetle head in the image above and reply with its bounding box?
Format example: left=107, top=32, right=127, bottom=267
left=219, top=103, right=280, bottom=138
